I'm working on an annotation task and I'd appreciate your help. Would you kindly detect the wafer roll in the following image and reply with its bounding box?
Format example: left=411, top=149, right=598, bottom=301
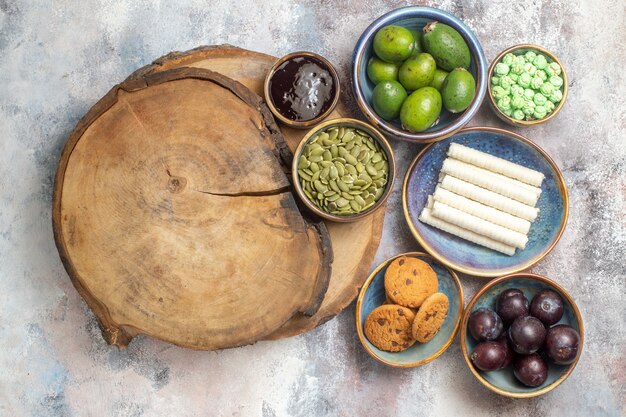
left=439, top=175, right=539, bottom=221
left=419, top=206, right=516, bottom=256
left=448, top=143, right=545, bottom=187
left=441, top=158, right=540, bottom=206
left=431, top=201, right=528, bottom=249
left=433, top=187, right=531, bottom=234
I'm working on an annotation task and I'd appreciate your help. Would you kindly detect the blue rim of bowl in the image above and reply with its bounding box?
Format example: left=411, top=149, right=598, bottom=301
left=460, top=272, right=584, bottom=398
left=351, top=6, right=488, bottom=143
left=402, top=126, right=569, bottom=277
left=355, top=251, right=464, bottom=368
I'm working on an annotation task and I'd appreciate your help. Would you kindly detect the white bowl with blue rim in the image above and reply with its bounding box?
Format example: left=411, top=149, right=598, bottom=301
left=352, top=6, right=488, bottom=143
left=355, top=252, right=464, bottom=367
left=402, top=127, right=568, bottom=277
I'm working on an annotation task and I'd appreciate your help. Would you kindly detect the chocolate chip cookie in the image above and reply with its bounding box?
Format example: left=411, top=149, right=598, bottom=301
left=412, top=292, right=449, bottom=343
left=364, top=304, right=416, bottom=352
left=384, top=256, right=438, bottom=308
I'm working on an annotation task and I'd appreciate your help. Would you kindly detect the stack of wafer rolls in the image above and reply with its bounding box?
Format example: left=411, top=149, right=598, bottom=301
left=419, top=143, right=544, bottom=256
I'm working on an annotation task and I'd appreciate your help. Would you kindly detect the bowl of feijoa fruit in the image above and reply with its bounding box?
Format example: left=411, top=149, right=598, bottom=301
left=460, top=272, right=584, bottom=398
left=352, top=6, right=488, bottom=143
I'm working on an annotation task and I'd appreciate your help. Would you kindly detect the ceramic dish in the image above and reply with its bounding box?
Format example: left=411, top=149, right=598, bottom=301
left=352, top=6, right=488, bottom=143
left=355, top=252, right=463, bottom=367
left=403, top=127, right=568, bottom=277
left=488, top=44, right=568, bottom=127
left=264, top=51, right=340, bottom=129
left=460, top=273, right=584, bottom=397
left=292, top=118, right=395, bottom=222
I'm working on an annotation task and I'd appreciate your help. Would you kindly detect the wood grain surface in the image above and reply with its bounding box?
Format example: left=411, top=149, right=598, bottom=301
left=131, top=45, right=385, bottom=339
left=52, top=66, right=333, bottom=350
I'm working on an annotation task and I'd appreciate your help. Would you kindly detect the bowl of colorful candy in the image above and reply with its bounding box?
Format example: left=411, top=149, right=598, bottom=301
left=352, top=6, right=488, bottom=143
left=487, top=44, right=568, bottom=126
left=460, top=272, right=583, bottom=398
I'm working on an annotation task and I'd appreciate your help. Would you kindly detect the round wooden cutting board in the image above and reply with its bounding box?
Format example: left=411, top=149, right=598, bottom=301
left=53, top=67, right=334, bottom=350
left=130, top=45, right=385, bottom=340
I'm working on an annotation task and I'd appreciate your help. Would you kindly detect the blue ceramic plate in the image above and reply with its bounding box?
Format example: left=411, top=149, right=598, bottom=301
left=403, top=127, right=568, bottom=277
left=356, top=252, right=463, bottom=367
left=352, top=6, right=488, bottom=143
left=461, top=273, right=584, bottom=398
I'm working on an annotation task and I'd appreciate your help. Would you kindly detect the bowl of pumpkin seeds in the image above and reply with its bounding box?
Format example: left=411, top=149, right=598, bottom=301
left=293, top=118, right=395, bottom=222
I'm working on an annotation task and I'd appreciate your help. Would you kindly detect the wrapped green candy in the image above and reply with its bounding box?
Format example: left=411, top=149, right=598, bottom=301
left=522, top=100, right=536, bottom=115
left=533, top=54, right=548, bottom=69
left=523, top=62, right=537, bottom=76
left=510, top=84, right=524, bottom=96
left=502, top=53, right=516, bottom=66
left=533, top=92, right=548, bottom=106
left=491, top=76, right=500, bottom=85
left=511, top=56, right=526, bottom=74
left=524, top=50, right=537, bottom=62
left=497, top=96, right=512, bottom=112
left=549, top=89, right=563, bottom=103
left=540, top=82, right=555, bottom=96
left=503, top=107, right=513, bottom=117
left=518, top=72, right=532, bottom=88
left=512, top=109, right=525, bottom=120
left=535, top=69, right=547, bottom=81
left=549, top=75, right=564, bottom=88
left=499, top=75, right=514, bottom=89
left=509, top=73, right=519, bottom=82
left=523, top=88, right=535, bottom=100
left=492, top=85, right=507, bottom=100
left=531, top=76, right=544, bottom=89
left=545, top=100, right=555, bottom=112
left=511, top=94, right=525, bottom=109
left=546, top=62, right=562, bottom=77
left=533, top=105, right=547, bottom=119
left=495, top=63, right=510, bottom=76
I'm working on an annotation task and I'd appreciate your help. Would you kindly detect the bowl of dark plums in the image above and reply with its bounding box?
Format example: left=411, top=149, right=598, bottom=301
left=460, top=273, right=583, bottom=398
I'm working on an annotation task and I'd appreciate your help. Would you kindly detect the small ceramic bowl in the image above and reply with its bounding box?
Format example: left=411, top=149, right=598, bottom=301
left=356, top=252, right=464, bottom=367
left=488, top=44, right=568, bottom=126
left=403, top=127, right=568, bottom=277
left=264, top=51, right=340, bottom=129
left=352, top=6, right=488, bottom=143
left=460, top=272, right=584, bottom=398
left=292, top=118, right=395, bottom=222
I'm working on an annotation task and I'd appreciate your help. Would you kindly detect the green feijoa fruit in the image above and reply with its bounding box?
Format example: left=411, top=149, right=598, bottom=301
left=372, top=80, right=408, bottom=121
left=408, top=29, right=424, bottom=56
left=366, top=57, right=400, bottom=84
left=400, top=86, right=442, bottom=132
left=422, top=21, right=471, bottom=71
left=430, top=68, right=449, bottom=91
left=373, top=25, right=415, bottom=63
left=441, top=68, right=476, bottom=113
left=398, top=53, right=437, bottom=91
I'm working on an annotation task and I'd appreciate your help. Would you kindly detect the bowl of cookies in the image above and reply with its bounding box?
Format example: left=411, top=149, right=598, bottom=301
left=355, top=252, right=463, bottom=367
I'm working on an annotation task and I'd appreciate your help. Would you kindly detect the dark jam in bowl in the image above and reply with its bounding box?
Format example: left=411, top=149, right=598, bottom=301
left=269, top=55, right=337, bottom=122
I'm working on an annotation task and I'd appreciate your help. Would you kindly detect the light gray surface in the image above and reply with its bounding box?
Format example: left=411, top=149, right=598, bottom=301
left=1, top=0, right=624, bottom=416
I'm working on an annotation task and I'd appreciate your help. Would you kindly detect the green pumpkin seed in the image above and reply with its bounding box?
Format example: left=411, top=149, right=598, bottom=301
left=355, top=161, right=364, bottom=173
left=341, top=192, right=354, bottom=200
left=336, top=197, right=349, bottom=208
left=309, top=163, right=319, bottom=173
left=327, top=202, right=337, bottom=211
left=320, top=166, right=330, bottom=179
left=353, top=179, right=367, bottom=187
left=366, top=164, right=378, bottom=176
left=322, top=150, right=331, bottom=161
left=365, top=195, right=375, bottom=205
left=329, top=179, right=340, bottom=193
left=348, top=199, right=360, bottom=211
left=354, top=195, right=366, bottom=206
left=326, top=193, right=340, bottom=202
left=341, top=175, right=354, bottom=184
left=345, top=154, right=358, bottom=165
left=334, top=161, right=345, bottom=177
left=362, top=201, right=375, bottom=210
left=329, top=165, right=338, bottom=179
left=309, top=155, right=323, bottom=163
left=375, top=188, right=384, bottom=199
left=372, top=171, right=385, bottom=180
left=298, top=170, right=312, bottom=181
left=337, top=180, right=350, bottom=192
left=349, top=190, right=362, bottom=195
left=330, top=144, right=338, bottom=158
left=345, top=164, right=357, bottom=175
left=329, top=129, right=339, bottom=141
left=342, top=131, right=355, bottom=143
